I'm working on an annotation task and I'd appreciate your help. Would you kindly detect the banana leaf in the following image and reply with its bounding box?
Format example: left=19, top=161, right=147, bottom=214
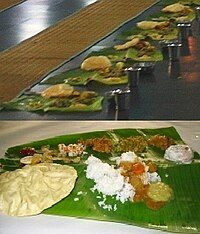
left=1, top=95, right=104, bottom=113
left=90, top=73, right=127, bottom=85
left=125, top=48, right=163, bottom=62
left=43, top=69, right=128, bottom=86
left=86, top=47, right=127, bottom=62
left=193, top=0, right=200, bottom=4
left=117, top=25, right=179, bottom=42
left=42, top=48, right=129, bottom=86
left=1, top=127, right=200, bottom=233
left=162, top=0, right=200, bottom=6
left=42, top=69, right=96, bottom=85
left=137, top=27, right=179, bottom=41
left=116, top=27, right=145, bottom=41
left=149, top=11, right=196, bottom=22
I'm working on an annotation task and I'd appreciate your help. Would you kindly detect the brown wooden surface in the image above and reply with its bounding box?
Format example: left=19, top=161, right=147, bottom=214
left=0, top=0, right=157, bottom=102
left=0, top=0, right=26, bottom=11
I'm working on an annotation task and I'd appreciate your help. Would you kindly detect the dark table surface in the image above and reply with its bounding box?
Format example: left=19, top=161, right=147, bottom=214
left=0, top=1, right=200, bottom=120
left=0, top=0, right=97, bottom=52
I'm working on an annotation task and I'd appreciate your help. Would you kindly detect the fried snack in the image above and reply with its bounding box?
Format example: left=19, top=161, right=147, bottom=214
left=41, top=84, right=75, bottom=99
left=148, top=135, right=175, bottom=150
left=137, top=21, right=170, bottom=30
left=0, top=163, right=77, bottom=216
left=81, top=56, right=112, bottom=71
left=114, top=37, right=140, bottom=50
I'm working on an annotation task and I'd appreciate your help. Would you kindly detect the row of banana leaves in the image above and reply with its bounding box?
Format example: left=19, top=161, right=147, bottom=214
left=1, top=0, right=199, bottom=113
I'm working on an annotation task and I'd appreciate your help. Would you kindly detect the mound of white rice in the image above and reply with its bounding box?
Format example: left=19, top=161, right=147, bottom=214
left=86, top=156, right=135, bottom=203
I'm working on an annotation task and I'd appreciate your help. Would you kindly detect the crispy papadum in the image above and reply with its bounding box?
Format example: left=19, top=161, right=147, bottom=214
left=162, top=3, right=190, bottom=13
left=81, top=56, right=112, bottom=71
left=137, top=21, right=169, bottom=30
left=41, top=84, right=74, bottom=99
left=0, top=163, right=77, bottom=216
left=114, top=38, right=140, bottom=50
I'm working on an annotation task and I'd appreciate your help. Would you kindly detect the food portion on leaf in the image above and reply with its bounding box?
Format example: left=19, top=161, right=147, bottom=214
left=117, top=20, right=179, bottom=42
left=91, top=62, right=128, bottom=85
left=147, top=134, right=176, bottom=150
left=80, top=135, right=148, bottom=154
left=86, top=152, right=173, bottom=211
left=87, top=47, right=127, bottom=63
left=43, top=69, right=96, bottom=86
left=80, top=133, right=180, bottom=155
left=19, top=143, right=86, bottom=165
left=0, top=163, right=77, bottom=216
left=44, top=37, right=163, bottom=86
left=81, top=56, right=112, bottom=71
left=136, top=20, right=179, bottom=41
left=42, top=48, right=128, bottom=86
left=122, top=40, right=163, bottom=61
left=41, top=84, right=74, bottom=98
left=79, top=55, right=128, bottom=85
left=114, top=37, right=141, bottom=50
left=114, top=38, right=163, bottom=61
left=62, top=54, right=127, bottom=86
left=115, top=136, right=148, bottom=154
left=137, top=21, right=170, bottom=30
left=162, top=2, right=191, bottom=13
left=161, top=3, right=196, bottom=22
left=164, top=144, right=194, bottom=164
left=2, top=84, right=104, bottom=112
left=118, top=152, right=173, bottom=210
left=42, top=38, right=162, bottom=86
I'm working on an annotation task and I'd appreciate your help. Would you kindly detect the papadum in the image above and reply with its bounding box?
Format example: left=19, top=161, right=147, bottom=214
left=0, top=163, right=77, bottom=216
left=162, top=3, right=189, bottom=13
left=81, top=56, right=112, bottom=71
left=137, top=21, right=169, bottom=30
left=114, top=38, right=140, bottom=50
left=41, top=84, right=74, bottom=98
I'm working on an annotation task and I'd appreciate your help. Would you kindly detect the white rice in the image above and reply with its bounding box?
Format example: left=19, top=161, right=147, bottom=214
left=117, top=151, right=138, bottom=165
left=86, top=156, right=135, bottom=203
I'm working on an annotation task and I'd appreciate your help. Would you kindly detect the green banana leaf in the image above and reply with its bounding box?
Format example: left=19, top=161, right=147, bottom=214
left=42, top=69, right=96, bottom=85
left=126, top=48, right=163, bottom=62
left=42, top=48, right=128, bottom=86
left=42, top=69, right=128, bottom=86
left=86, top=47, right=127, bottom=62
left=149, top=11, right=196, bottom=23
left=162, top=0, right=200, bottom=6
left=1, top=127, right=200, bottom=233
left=91, top=73, right=127, bottom=85
left=193, top=0, right=200, bottom=5
left=1, top=95, right=104, bottom=113
left=117, top=25, right=179, bottom=42
left=138, top=27, right=179, bottom=41
left=116, top=27, right=145, bottom=41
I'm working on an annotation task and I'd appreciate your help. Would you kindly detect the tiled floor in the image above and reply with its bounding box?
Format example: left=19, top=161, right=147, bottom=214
left=0, top=0, right=97, bottom=51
